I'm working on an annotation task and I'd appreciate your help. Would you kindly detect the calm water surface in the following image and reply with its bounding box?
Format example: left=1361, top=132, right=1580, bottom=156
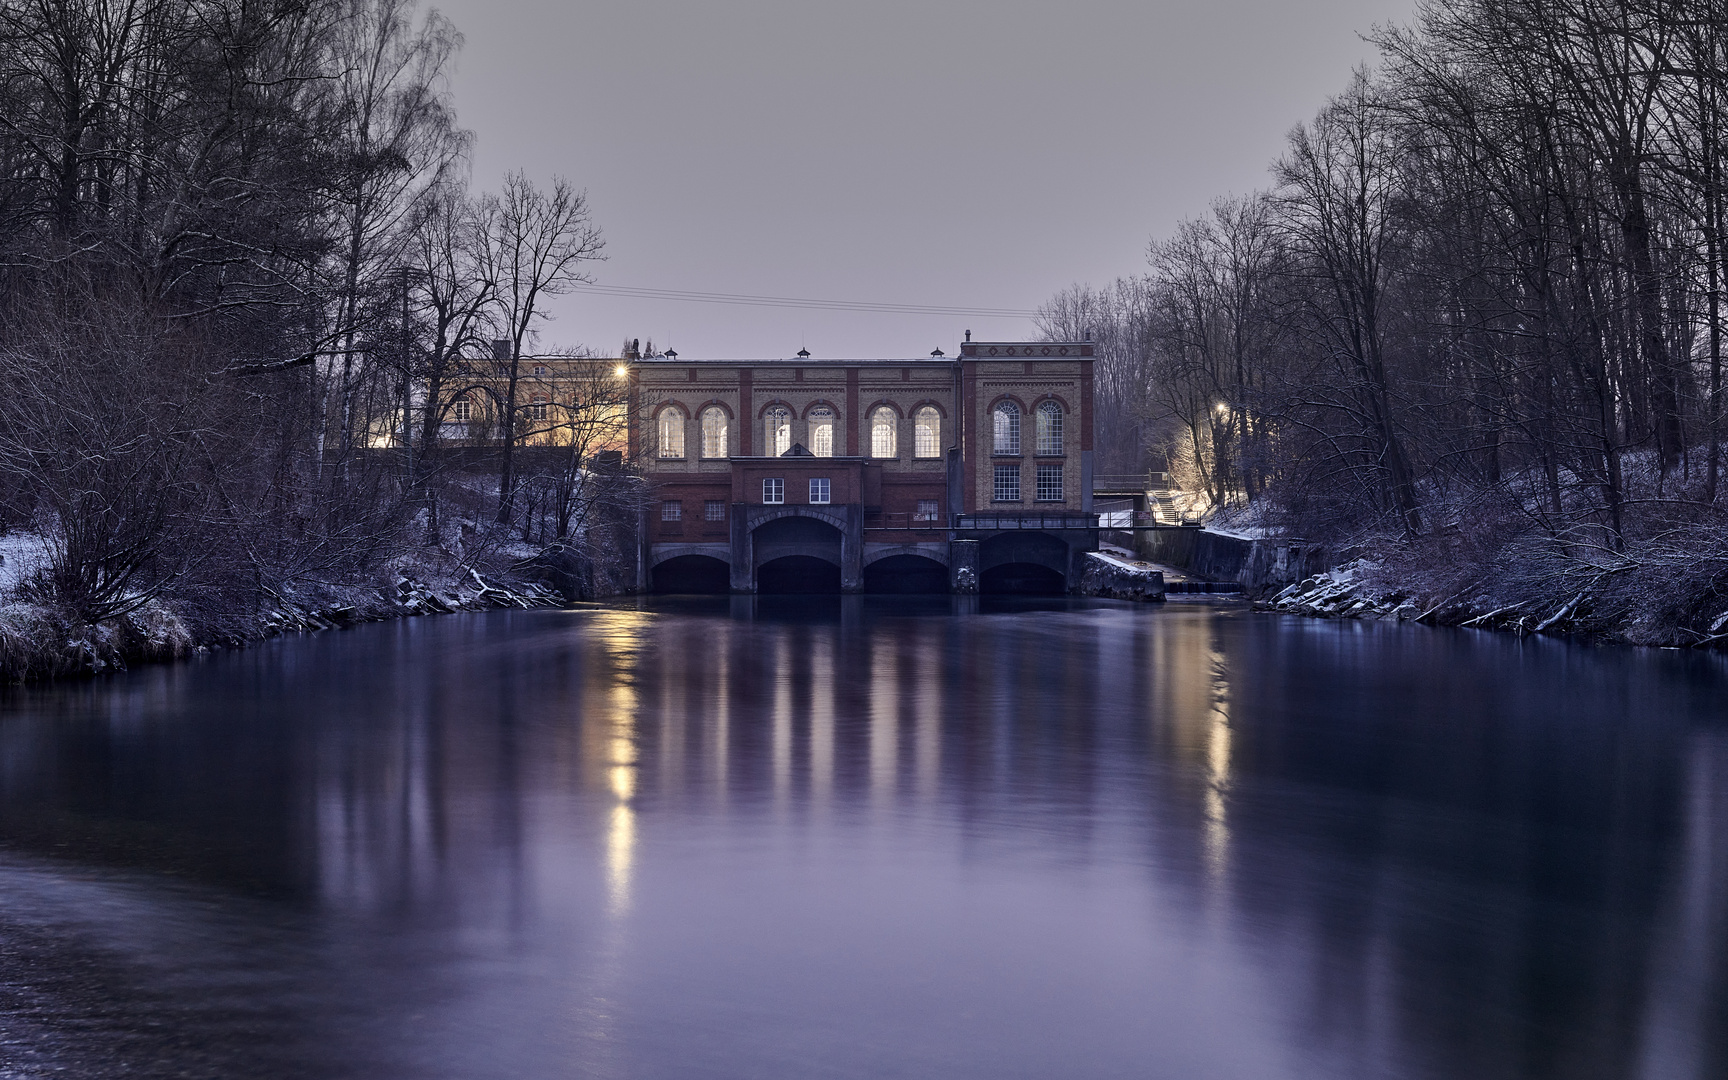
left=0, top=598, right=1724, bottom=1079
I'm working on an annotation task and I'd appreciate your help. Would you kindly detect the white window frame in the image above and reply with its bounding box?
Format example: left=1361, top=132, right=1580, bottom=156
left=451, top=398, right=472, bottom=422
left=763, top=477, right=784, bottom=504
left=701, top=407, right=729, bottom=458
left=704, top=500, right=726, bottom=522
left=660, top=500, right=682, bottom=522
left=1036, top=401, right=1063, bottom=455
left=993, top=402, right=1021, bottom=455
left=1035, top=462, right=1063, bottom=502
left=870, top=406, right=897, bottom=458
left=765, top=406, right=791, bottom=456
left=658, top=409, right=686, bottom=458
left=914, top=499, right=939, bottom=522
left=809, top=477, right=831, bottom=505
left=993, top=464, right=1021, bottom=502
left=809, top=406, right=835, bottom=457
left=914, top=407, right=941, bottom=458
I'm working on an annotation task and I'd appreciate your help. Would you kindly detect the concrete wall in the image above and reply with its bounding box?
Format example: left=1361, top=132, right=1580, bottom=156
left=1140, top=528, right=1331, bottom=595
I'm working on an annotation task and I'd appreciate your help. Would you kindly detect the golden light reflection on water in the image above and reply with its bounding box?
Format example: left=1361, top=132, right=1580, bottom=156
left=1203, top=642, right=1232, bottom=880
left=870, top=640, right=898, bottom=803
left=914, top=658, right=940, bottom=801
left=712, top=634, right=730, bottom=802
left=772, top=634, right=792, bottom=805
left=589, top=610, right=646, bottom=920
left=811, top=634, right=835, bottom=806
left=605, top=802, right=635, bottom=916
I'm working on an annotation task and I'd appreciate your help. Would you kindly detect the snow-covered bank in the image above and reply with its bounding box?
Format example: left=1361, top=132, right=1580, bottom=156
left=1261, top=548, right=1728, bottom=648
left=0, top=545, right=568, bottom=682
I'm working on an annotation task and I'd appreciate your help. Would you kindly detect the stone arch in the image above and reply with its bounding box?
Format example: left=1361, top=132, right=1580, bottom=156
left=862, top=553, right=949, bottom=594
left=862, top=543, right=949, bottom=568
left=648, top=542, right=731, bottom=568
left=750, top=506, right=849, bottom=533
left=650, top=553, right=730, bottom=594
left=978, top=531, right=1069, bottom=574
left=753, top=513, right=846, bottom=594
left=862, top=399, right=905, bottom=418
left=985, top=393, right=1029, bottom=414
left=1030, top=392, right=1071, bottom=412
left=906, top=398, right=948, bottom=418
left=977, top=531, right=1071, bottom=594
left=756, top=398, right=797, bottom=418
left=800, top=399, right=841, bottom=419
left=694, top=399, right=734, bottom=418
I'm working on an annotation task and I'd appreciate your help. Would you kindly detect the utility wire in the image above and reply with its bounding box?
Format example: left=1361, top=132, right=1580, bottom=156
left=573, top=282, right=1038, bottom=319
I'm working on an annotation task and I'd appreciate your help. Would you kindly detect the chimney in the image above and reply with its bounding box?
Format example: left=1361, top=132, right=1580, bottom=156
left=964, top=329, right=971, bottom=342
left=1083, top=329, right=1092, bottom=342
left=491, top=338, right=510, bottom=361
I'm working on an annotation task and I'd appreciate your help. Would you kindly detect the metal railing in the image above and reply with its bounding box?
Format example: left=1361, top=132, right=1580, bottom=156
left=954, top=512, right=1100, bottom=531
left=1090, top=471, right=1172, bottom=493
left=864, top=512, right=944, bottom=531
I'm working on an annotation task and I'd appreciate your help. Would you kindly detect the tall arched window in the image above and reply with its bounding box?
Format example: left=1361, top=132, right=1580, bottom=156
left=658, top=407, right=686, bottom=458
left=993, top=401, right=1020, bottom=455
left=870, top=406, right=897, bottom=458
left=765, top=405, right=791, bottom=456
left=1036, top=401, right=1063, bottom=455
left=701, top=407, right=728, bottom=458
left=808, top=406, right=835, bottom=457
left=914, top=407, right=940, bottom=458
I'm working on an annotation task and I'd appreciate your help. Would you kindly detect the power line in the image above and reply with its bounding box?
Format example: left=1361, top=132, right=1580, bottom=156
left=573, top=282, right=1038, bottom=319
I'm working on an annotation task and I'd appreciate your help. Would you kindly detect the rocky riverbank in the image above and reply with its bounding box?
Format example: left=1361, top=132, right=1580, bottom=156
left=0, top=543, right=579, bottom=682
left=1259, top=552, right=1728, bottom=650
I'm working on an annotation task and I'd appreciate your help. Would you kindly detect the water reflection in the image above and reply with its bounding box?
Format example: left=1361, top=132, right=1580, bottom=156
left=1203, top=639, right=1232, bottom=880
left=0, top=600, right=1723, bottom=1079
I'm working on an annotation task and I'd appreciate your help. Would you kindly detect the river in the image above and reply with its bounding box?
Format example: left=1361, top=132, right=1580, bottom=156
left=0, top=598, right=1723, bottom=1079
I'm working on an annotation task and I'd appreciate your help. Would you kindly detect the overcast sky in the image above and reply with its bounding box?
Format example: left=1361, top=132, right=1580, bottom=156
left=431, top=0, right=1415, bottom=359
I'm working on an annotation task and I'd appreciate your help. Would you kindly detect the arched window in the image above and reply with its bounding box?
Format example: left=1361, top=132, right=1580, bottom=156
left=870, top=406, right=897, bottom=458
left=1036, top=401, right=1063, bottom=455
left=914, top=406, right=941, bottom=458
left=701, top=407, right=728, bottom=458
left=658, top=407, right=686, bottom=458
left=765, top=405, right=791, bottom=456
left=808, top=406, right=835, bottom=457
left=993, top=401, right=1020, bottom=455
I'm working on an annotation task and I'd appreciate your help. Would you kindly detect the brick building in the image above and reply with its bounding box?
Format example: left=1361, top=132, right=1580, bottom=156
left=630, top=339, right=1099, bottom=593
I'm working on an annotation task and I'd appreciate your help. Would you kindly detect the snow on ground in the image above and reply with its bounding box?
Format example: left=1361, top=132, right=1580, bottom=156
left=0, top=532, right=47, bottom=598
left=1087, top=551, right=1162, bottom=577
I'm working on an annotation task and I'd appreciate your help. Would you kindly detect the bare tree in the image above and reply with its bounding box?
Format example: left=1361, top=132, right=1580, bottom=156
left=480, top=170, right=604, bottom=524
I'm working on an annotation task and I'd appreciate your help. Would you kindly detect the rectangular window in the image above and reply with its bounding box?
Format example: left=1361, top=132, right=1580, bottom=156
left=660, top=500, right=682, bottom=522
left=809, top=478, right=830, bottom=504
left=914, top=499, right=939, bottom=522
left=451, top=399, right=472, bottom=422
left=1036, top=463, right=1063, bottom=502
left=993, top=464, right=1021, bottom=503
left=704, top=500, right=726, bottom=522
left=763, top=478, right=784, bottom=504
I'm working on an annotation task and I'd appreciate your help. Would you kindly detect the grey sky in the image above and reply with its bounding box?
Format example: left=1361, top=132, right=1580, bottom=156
left=433, top=0, right=1414, bottom=359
